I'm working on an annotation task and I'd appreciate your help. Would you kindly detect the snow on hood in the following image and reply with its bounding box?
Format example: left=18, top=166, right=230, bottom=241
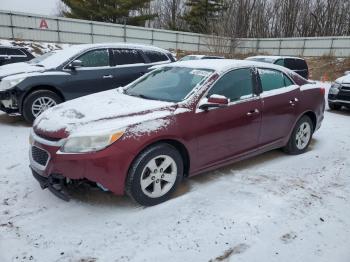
left=0, top=62, right=44, bottom=79
left=336, top=74, right=350, bottom=84
left=34, top=89, right=175, bottom=137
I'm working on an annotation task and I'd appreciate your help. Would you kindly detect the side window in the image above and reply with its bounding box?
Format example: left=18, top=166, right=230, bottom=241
left=112, top=49, right=145, bottom=65
left=284, top=58, right=298, bottom=70
left=144, top=50, right=169, bottom=63
left=294, top=59, right=308, bottom=70
left=274, top=59, right=284, bottom=66
left=258, top=68, right=295, bottom=91
left=77, top=49, right=109, bottom=67
left=7, top=48, right=25, bottom=56
left=284, top=74, right=294, bottom=86
left=208, top=68, right=253, bottom=102
left=258, top=69, right=285, bottom=91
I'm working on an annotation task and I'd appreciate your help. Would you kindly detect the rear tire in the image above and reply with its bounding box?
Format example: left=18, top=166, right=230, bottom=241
left=126, top=143, right=183, bottom=206
left=329, top=102, right=342, bottom=110
left=283, top=115, right=314, bottom=155
left=22, top=90, right=62, bottom=123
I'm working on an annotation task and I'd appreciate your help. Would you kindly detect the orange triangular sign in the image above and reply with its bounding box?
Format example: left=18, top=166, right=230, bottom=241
left=39, top=19, right=48, bottom=29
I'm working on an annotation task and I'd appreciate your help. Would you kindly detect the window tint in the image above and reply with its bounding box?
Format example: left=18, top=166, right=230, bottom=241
left=274, top=59, right=284, bottom=66
left=294, top=59, right=307, bottom=70
left=7, top=48, right=25, bottom=56
left=113, top=49, right=145, bottom=65
left=259, top=68, right=294, bottom=91
left=208, top=68, right=253, bottom=102
left=144, top=50, right=169, bottom=63
left=77, top=49, right=109, bottom=67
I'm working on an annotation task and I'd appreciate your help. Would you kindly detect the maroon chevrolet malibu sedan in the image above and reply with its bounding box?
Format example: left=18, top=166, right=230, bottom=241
left=29, top=60, right=325, bottom=206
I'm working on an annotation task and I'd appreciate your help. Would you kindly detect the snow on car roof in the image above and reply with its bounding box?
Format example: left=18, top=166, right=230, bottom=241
left=246, top=55, right=305, bottom=62
left=156, top=59, right=293, bottom=74
left=37, top=43, right=170, bottom=69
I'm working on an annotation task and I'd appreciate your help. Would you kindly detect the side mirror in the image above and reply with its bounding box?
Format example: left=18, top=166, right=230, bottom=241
left=68, top=60, right=82, bottom=70
left=198, top=94, right=229, bottom=111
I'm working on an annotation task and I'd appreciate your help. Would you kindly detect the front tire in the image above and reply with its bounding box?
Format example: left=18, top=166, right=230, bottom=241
left=283, top=115, right=314, bottom=155
left=22, top=90, right=62, bottom=123
left=126, top=143, right=183, bottom=206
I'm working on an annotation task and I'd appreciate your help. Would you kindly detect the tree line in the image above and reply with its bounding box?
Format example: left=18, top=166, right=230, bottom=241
left=59, top=0, right=350, bottom=38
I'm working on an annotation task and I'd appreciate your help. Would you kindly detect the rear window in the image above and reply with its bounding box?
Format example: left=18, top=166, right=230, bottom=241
left=112, top=49, right=145, bottom=65
left=144, top=50, right=169, bottom=63
left=284, top=58, right=307, bottom=70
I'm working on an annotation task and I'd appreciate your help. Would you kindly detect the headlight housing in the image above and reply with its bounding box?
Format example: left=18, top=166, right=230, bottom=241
left=329, top=82, right=341, bottom=95
left=60, top=130, right=124, bottom=153
left=0, top=77, right=26, bottom=91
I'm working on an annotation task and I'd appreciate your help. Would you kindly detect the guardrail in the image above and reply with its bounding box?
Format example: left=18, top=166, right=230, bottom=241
left=0, top=10, right=349, bottom=57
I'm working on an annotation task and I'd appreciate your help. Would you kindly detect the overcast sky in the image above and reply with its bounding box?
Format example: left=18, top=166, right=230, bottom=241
left=0, top=0, right=60, bottom=16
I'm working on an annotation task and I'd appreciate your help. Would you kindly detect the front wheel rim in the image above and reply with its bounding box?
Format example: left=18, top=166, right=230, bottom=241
left=31, top=97, right=57, bottom=118
left=140, top=155, right=177, bottom=198
left=295, top=122, right=311, bottom=150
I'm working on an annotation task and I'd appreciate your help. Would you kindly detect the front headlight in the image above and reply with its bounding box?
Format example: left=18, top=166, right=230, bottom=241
left=0, top=77, right=26, bottom=91
left=60, top=130, right=124, bottom=153
left=329, top=82, right=341, bottom=95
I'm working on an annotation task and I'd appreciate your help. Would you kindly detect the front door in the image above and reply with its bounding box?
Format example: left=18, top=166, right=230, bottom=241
left=193, top=68, right=262, bottom=169
left=62, top=48, right=116, bottom=99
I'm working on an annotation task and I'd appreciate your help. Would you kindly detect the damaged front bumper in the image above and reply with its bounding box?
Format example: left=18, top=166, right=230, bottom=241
left=31, top=169, right=71, bottom=201
left=0, top=90, right=20, bottom=114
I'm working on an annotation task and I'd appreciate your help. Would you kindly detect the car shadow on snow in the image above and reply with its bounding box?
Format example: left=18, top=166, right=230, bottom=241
left=327, top=107, right=350, bottom=116
left=0, top=112, right=31, bottom=127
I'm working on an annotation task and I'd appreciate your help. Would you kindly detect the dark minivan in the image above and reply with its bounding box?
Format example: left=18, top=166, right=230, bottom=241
left=245, top=56, right=309, bottom=79
left=0, top=43, right=175, bottom=122
left=0, top=46, right=34, bottom=66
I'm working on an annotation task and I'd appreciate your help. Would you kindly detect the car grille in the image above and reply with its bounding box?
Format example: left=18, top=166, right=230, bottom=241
left=31, top=146, right=49, bottom=167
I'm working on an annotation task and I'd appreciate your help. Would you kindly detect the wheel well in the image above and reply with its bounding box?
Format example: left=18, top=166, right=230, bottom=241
left=303, top=111, right=317, bottom=131
left=141, top=139, right=191, bottom=177
left=21, top=85, right=65, bottom=111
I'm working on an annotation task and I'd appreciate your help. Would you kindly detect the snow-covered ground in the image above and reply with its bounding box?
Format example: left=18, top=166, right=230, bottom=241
left=1, top=86, right=350, bottom=262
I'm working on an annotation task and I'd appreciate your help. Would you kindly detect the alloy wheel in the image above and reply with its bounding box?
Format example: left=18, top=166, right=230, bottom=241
left=140, top=155, right=177, bottom=198
left=31, top=97, right=57, bottom=117
left=295, top=122, right=311, bottom=150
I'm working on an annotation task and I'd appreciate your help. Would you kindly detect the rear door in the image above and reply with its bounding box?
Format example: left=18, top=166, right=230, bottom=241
left=193, top=68, right=262, bottom=169
left=257, top=68, right=300, bottom=146
left=62, top=48, right=116, bottom=99
left=110, top=48, right=149, bottom=87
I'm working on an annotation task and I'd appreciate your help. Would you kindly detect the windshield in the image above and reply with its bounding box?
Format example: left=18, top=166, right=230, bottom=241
left=28, top=51, right=56, bottom=64
left=125, top=67, right=214, bottom=102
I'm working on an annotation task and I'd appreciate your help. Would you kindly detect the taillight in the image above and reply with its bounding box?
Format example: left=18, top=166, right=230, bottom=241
left=320, top=87, right=325, bottom=96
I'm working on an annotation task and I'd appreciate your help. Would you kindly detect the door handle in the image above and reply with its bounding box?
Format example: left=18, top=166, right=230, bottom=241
left=289, top=97, right=299, bottom=106
left=247, top=109, right=260, bottom=116
left=103, top=74, right=113, bottom=79
left=4, top=56, right=11, bottom=60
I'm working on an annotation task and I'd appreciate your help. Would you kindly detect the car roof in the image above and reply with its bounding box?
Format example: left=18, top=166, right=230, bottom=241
left=158, top=59, right=293, bottom=74
left=246, top=55, right=305, bottom=62
left=68, top=43, right=170, bottom=53
left=0, top=45, right=25, bottom=50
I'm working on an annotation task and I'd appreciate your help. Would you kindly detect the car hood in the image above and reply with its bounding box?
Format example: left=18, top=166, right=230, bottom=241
left=0, top=62, right=44, bottom=79
left=34, top=89, right=177, bottom=139
left=336, top=74, right=350, bottom=84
